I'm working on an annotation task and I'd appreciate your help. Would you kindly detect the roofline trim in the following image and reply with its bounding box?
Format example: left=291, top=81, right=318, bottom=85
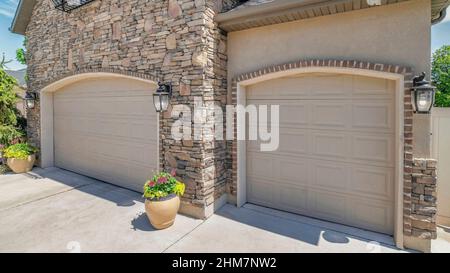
left=217, top=0, right=450, bottom=32
left=216, top=0, right=328, bottom=23
left=10, top=0, right=24, bottom=33
left=432, top=6, right=447, bottom=24
left=10, top=0, right=37, bottom=35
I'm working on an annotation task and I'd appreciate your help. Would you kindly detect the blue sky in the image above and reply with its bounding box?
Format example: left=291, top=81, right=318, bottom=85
left=0, top=0, right=24, bottom=70
left=0, top=1, right=449, bottom=71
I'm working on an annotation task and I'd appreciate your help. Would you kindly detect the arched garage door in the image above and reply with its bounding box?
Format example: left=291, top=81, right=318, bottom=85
left=246, top=73, right=396, bottom=235
left=53, top=76, right=158, bottom=192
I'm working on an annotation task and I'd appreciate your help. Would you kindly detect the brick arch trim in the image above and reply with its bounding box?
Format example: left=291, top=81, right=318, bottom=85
left=229, top=59, right=419, bottom=242
left=232, top=59, right=413, bottom=83
left=37, top=68, right=159, bottom=91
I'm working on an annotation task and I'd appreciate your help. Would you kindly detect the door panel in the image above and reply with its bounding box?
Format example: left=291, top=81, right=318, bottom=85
left=246, top=73, right=395, bottom=235
left=54, top=77, right=158, bottom=192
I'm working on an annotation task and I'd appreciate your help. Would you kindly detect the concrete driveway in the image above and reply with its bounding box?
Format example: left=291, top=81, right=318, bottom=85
left=0, top=167, right=408, bottom=253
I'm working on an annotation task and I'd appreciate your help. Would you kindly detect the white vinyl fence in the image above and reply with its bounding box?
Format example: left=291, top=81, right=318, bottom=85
left=432, top=108, right=450, bottom=227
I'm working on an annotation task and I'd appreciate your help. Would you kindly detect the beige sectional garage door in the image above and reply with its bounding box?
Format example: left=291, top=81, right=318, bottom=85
left=246, top=73, right=396, bottom=235
left=54, top=77, right=158, bottom=192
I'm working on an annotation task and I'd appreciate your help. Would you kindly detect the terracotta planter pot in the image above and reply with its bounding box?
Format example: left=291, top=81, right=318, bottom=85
left=145, top=194, right=180, bottom=230
left=6, top=155, right=35, bottom=174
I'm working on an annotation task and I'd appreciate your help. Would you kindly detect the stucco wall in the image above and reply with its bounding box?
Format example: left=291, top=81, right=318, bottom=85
left=227, top=0, right=432, bottom=157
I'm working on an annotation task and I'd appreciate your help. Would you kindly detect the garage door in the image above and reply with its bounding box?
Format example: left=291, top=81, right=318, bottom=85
left=54, top=77, right=158, bottom=192
left=246, top=73, right=396, bottom=235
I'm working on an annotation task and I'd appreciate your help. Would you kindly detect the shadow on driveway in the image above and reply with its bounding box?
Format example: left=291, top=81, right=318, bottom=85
left=210, top=204, right=405, bottom=252
left=0, top=168, right=203, bottom=252
left=31, top=167, right=144, bottom=207
left=131, top=212, right=157, bottom=232
left=215, top=204, right=322, bottom=246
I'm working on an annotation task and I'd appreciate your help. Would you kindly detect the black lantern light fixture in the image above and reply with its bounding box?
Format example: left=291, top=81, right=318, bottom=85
left=411, top=72, right=436, bottom=114
left=24, top=92, right=37, bottom=110
left=51, top=0, right=96, bottom=12
left=153, top=82, right=172, bottom=113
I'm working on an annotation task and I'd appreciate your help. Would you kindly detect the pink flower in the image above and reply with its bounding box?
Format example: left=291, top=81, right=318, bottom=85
left=157, top=177, right=167, bottom=184
left=147, top=181, right=155, bottom=187
left=170, top=169, right=176, bottom=177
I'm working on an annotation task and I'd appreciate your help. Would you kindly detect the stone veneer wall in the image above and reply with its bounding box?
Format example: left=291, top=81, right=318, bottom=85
left=404, top=158, right=438, bottom=239
left=228, top=59, right=438, bottom=241
left=25, top=0, right=233, bottom=218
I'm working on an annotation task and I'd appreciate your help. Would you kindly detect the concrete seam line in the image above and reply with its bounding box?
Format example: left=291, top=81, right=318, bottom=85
left=161, top=218, right=208, bottom=253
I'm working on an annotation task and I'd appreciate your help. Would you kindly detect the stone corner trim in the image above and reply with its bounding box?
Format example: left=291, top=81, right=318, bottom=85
left=229, top=58, right=418, bottom=239
left=404, top=158, right=438, bottom=239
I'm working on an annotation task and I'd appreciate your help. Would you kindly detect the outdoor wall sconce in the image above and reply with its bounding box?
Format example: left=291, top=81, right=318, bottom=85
left=153, top=82, right=172, bottom=113
left=412, top=72, right=436, bottom=114
left=24, top=92, right=37, bottom=110
left=51, top=0, right=96, bottom=12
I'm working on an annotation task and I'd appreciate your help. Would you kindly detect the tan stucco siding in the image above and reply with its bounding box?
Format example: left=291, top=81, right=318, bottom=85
left=227, top=0, right=432, bottom=157
left=228, top=0, right=431, bottom=78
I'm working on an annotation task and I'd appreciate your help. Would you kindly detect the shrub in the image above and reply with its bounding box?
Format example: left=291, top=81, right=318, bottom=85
left=0, top=62, right=26, bottom=146
left=432, top=45, right=450, bottom=107
left=435, top=91, right=450, bottom=107
left=2, top=143, right=37, bottom=160
left=143, top=169, right=185, bottom=200
left=0, top=125, right=24, bottom=147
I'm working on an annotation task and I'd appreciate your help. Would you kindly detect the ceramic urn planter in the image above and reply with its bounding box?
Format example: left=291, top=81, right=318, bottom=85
left=7, top=154, right=36, bottom=174
left=145, top=194, right=180, bottom=230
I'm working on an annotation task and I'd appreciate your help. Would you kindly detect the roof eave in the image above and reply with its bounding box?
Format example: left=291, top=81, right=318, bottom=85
left=10, top=0, right=37, bottom=35
left=431, top=0, right=450, bottom=24
left=432, top=7, right=447, bottom=24
left=217, top=0, right=450, bottom=32
left=216, top=0, right=326, bottom=24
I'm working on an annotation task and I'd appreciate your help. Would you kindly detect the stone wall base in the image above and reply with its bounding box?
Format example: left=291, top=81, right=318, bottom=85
left=404, top=158, right=438, bottom=240
left=179, top=194, right=228, bottom=219
left=404, top=235, right=431, bottom=253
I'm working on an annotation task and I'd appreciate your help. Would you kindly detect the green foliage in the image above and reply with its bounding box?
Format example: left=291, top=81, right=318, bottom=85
left=432, top=45, right=450, bottom=107
left=173, top=182, right=186, bottom=196
left=16, top=49, right=26, bottom=65
left=16, top=38, right=27, bottom=65
left=0, top=125, right=24, bottom=147
left=143, top=169, right=185, bottom=200
left=0, top=59, right=25, bottom=146
left=2, top=143, right=37, bottom=160
left=435, top=91, right=450, bottom=107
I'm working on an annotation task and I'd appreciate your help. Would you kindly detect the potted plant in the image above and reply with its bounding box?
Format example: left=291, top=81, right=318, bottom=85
left=143, top=169, right=185, bottom=230
left=2, top=143, right=37, bottom=174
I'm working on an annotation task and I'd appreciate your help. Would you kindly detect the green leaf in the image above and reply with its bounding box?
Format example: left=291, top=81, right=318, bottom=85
left=2, top=143, right=37, bottom=160
left=432, top=45, right=450, bottom=107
